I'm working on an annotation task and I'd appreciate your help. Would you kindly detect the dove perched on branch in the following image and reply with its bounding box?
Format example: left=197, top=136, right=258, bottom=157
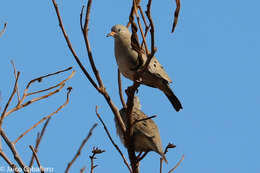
left=107, top=24, right=182, bottom=112
left=114, top=96, right=167, bottom=163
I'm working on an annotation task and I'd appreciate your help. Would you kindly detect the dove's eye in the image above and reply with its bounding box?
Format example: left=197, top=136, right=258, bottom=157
left=118, top=28, right=121, bottom=32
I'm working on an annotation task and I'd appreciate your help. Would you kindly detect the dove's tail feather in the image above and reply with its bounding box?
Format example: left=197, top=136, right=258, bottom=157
left=164, top=87, right=183, bottom=112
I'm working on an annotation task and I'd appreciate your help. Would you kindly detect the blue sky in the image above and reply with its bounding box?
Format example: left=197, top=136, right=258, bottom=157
left=0, top=0, right=260, bottom=172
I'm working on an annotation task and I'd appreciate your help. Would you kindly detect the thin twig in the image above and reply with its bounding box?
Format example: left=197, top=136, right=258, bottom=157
left=89, top=147, right=105, bottom=173
left=0, top=149, right=20, bottom=173
left=168, top=155, right=184, bottom=173
left=118, top=69, right=126, bottom=109
left=136, top=151, right=149, bottom=162
left=25, top=67, right=72, bottom=90
left=160, top=143, right=177, bottom=173
left=133, top=115, right=156, bottom=125
left=11, top=60, right=21, bottom=103
left=143, top=0, right=156, bottom=71
left=4, top=70, right=75, bottom=119
left=0, top=128, right=30, bottom=173
left=0, top=22, right=7, bottom=37
left=171, top=0, right=181, bottom=33
left=95, top=106, right=132, bottom=172
left=29, top=117, right=52, bottom=167
left=0, top=72, right=20, bottom=127
left=65, top=123, right=98, bottom=173
left=29, top=145, right=44, bottom=173
left=138, top=6, right=150, bottom=47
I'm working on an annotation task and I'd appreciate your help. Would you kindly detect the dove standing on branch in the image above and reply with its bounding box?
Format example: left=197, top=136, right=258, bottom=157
left=115, top=96, right=168, bottom=163
left=107, top=24, right=183, bottom=112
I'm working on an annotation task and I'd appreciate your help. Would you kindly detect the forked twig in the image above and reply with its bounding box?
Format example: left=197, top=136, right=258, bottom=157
left=81, top=0, right=104, bottom=89
left=160, top=143, right=176, bottom=173
left=52, top=0, right=98, bottom=91
left=29, top=145, right=44, bottom=173
left=29, top=117, right=52, bottom=167
left=65, top=123, right=97, bottom=173
left=0, top=72, right=20, bottom=127
left=14, top=87, right=73, bottom=144
left=4, top=70, right=75, bottom=119
left=52, top=0, right=126, bottom=137
left=89, top=147, right=105, bottom=173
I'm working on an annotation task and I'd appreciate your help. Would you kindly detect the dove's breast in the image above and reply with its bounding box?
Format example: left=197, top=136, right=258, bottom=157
left=114, top=40, right=138, bottom=80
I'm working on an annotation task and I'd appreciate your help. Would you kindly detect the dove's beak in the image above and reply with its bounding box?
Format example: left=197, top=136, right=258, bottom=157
left=106, top=31, right=116, bottom=37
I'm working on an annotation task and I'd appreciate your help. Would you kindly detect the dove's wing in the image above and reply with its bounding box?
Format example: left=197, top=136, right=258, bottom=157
left=148, top=56, right=172, bottom=83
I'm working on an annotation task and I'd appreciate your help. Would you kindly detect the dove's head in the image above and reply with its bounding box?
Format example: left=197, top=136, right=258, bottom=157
left=106, top=24, right=131, bottom=40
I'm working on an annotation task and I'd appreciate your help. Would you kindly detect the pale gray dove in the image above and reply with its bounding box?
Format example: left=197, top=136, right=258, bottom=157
left=107, top=24, right=182, bottom=111
left=115, top=96, right=167, bottom=163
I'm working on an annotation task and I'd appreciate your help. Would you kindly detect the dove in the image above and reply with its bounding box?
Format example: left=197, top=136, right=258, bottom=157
left=115, top=96, right=167, bottom=163
left=107, top=24, right=182, bottom=111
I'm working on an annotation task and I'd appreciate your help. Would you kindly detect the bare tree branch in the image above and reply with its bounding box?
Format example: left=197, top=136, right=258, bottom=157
left=0, top=149, right=20, bottom=173
left=118, top=69, right=126, bottom=109
left=0, top=71, right=20, bottom=127
left=143, top=0, right=157, bottom=70
left=11, top=60, right=21, bottom=103
left=14, top=86, right=73, bottom=144
left=29, top=145, right=44, bottom=173
left=160, top=143, right=177, bottom=173
left=51, top=0, right=126, bottom=141
left=3, top=69, right=75, bottom=119
left=168, top=155, right=184, bottom=173
left=0, top=128, right=30, bottom=173
left=89, top=147, right=105, bottom=173
left=29, top=117, right=51, bottom=168
left=65, top=123, right=98, bottom=173
left=95, top=106, right=132, bottom=172
left=51, top=0, right=99, bottom=90
left=81, top=0, right=104, bottom=89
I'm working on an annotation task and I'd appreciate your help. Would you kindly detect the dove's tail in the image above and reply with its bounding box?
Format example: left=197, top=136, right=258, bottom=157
left=164, top=86, right=183, bottom=112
